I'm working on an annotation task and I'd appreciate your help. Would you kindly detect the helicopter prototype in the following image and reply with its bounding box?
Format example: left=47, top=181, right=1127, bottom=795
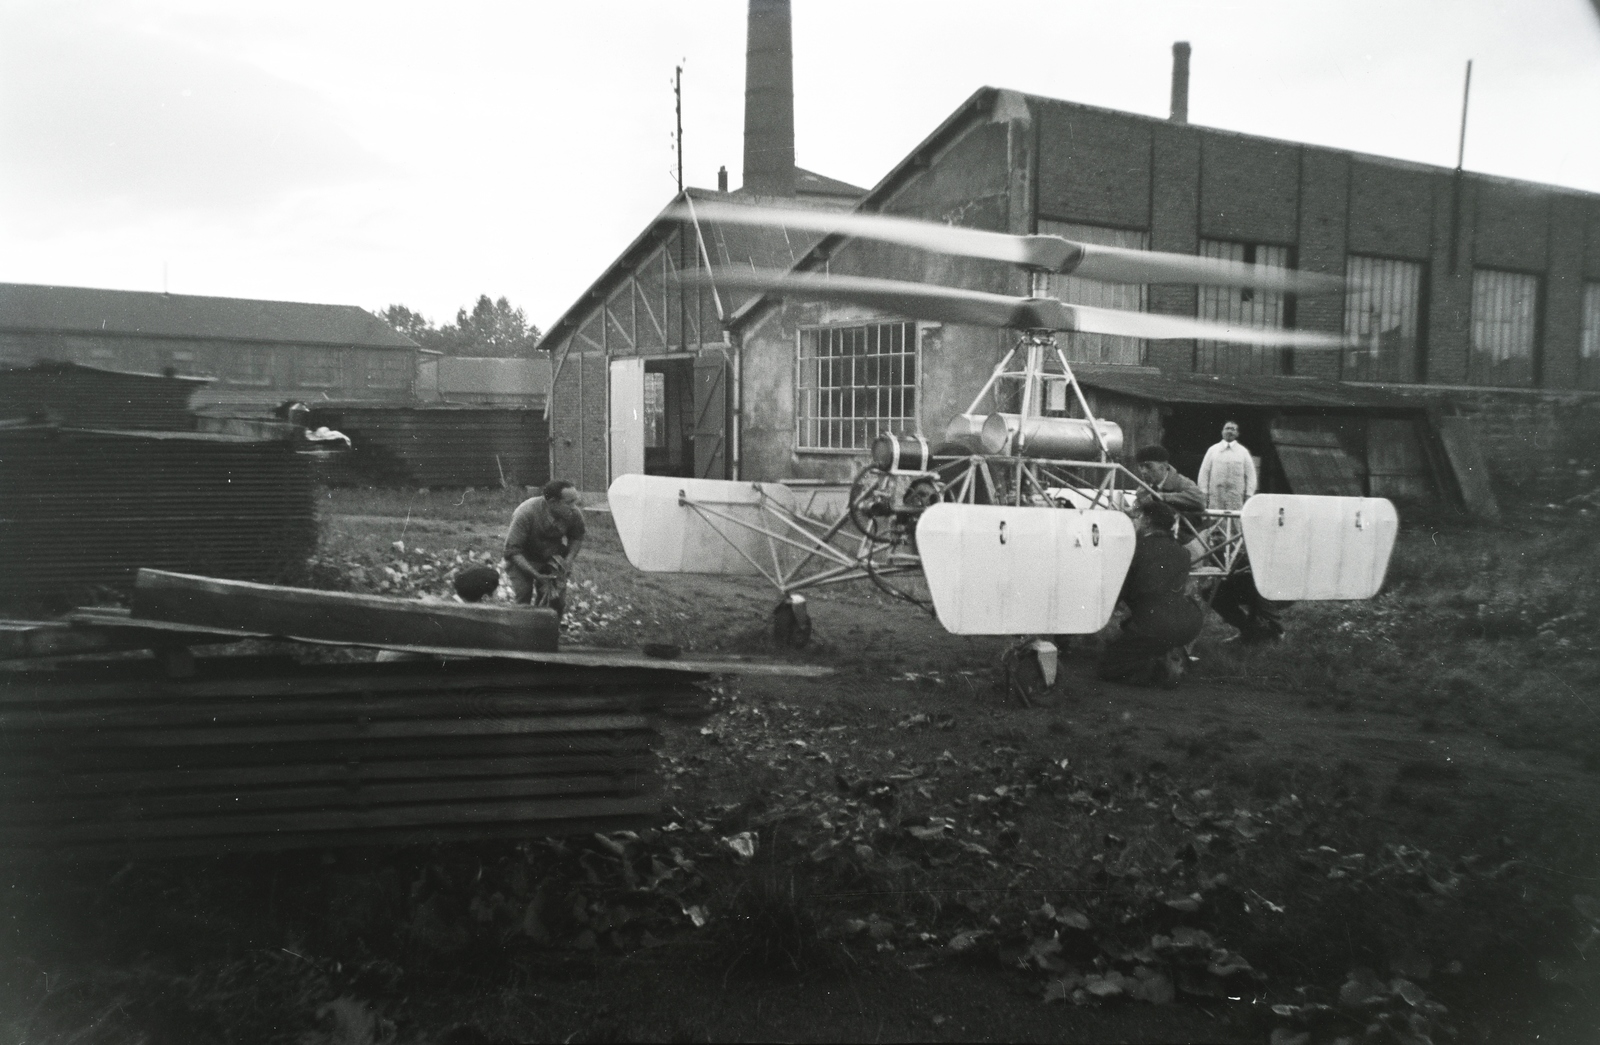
left=604, top=201, right=1399, bottom=653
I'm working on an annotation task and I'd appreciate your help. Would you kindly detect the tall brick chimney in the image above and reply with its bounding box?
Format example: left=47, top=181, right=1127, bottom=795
left=1170, top=41, right=1191, bottom=124
left=743, top=0, right=795, bottom=196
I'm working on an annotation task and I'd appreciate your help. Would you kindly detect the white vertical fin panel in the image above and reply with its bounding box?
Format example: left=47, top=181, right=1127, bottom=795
left=608, top=358, right=645, bottom=481
left=607, top=474, right=797, bottom=577
left=915, top=504, right=1136, bottom=635
left=1241, top=494, right=1398, bottom=600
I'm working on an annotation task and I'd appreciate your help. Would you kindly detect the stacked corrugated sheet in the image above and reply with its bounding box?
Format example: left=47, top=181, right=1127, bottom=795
left=0, top=426, right=316, bottom=603
left=305, top=405, right=549, bottom=488
left=0, top=654, right=702, bottom=862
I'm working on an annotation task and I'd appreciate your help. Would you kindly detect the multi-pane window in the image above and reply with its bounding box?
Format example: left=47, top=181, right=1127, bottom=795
left=366, top=352, right=413, bottom=390
left=229, top=347, right=272, bottom=385
left=1343, top=256, right=1425, bottom=382
left=796, top=322, right=917, bottom=451
left=1580, top=283, right=1600, bottom=391
left=1197, top=240, right=1294, bottom=376
left=1039, top=221, right=1148, bottom=366
left=300, top=349, right=341, bottom=388
left=1470, top=269, right=1539, bottom=387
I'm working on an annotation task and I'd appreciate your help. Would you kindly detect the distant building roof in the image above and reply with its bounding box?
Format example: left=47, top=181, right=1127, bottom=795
left=0, top=360, right=208, bottom=430
left=438, top=356, right=551, bottom=398
left=792, top=167, right=868, bottom=200
left=0, top=282, right=419, bottom=350
left=1071, top=365, right=1422, bottom=411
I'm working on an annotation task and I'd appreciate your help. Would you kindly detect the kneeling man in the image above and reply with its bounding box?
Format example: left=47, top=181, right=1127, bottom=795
left=1098, top=499, right=1205, bottom=688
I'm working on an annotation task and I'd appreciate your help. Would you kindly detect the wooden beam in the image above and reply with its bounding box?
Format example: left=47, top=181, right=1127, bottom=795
left=131, top=569, right=560, bottom=653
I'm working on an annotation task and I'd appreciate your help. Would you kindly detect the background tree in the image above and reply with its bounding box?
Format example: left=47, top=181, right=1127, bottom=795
left=378, top=296, right=544, bottom=358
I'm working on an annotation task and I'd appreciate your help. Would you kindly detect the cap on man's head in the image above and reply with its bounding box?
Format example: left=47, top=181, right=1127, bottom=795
left=1134, top=446, right=1171, bottom=464
left=453, top=564, right=501, bottom=602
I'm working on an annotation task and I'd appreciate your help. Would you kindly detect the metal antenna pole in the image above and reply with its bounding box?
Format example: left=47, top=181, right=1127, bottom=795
left=1456, top=59, right=1472, bottom=171
left=675, top=65, right=684, bottom=194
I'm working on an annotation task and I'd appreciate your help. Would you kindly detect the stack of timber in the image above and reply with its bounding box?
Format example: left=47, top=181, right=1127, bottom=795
left=0, top=653, right=707, bottom=862
left=0, top=570, right=833, bottom=862
left=0, top=425, right=315, bottom=605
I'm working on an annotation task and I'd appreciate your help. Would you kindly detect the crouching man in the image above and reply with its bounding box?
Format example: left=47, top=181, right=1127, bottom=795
left=504, top=479, right=585, bottom=617
left=1098, top=499, right=1204, bottom=688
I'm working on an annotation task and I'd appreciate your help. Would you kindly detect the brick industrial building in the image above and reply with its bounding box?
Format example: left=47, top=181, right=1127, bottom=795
left=544, top=3, right=1600, bottom=508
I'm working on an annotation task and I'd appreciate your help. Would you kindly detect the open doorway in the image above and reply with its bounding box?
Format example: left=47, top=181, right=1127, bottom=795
left=643, top=358, right=696, bottom=478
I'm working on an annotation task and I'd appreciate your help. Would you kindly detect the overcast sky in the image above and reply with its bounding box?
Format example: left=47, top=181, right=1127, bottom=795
left=2, top=0, right=1598, bottom=331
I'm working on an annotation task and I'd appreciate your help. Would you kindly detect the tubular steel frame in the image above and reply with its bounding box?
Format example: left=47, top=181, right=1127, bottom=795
left=667, top=317, right=1252, bottom=607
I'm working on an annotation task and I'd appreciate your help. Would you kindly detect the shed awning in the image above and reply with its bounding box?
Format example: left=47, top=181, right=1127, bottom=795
left=1071, top=365, right=1420, bottom=411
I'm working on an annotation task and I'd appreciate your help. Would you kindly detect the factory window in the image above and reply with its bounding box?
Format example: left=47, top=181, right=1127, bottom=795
left=300, top=350, right=341, bottom=388
left=1342, top=256, right=1425, bottom=383
left=366, top=352, right=413, bottom=390
left=1039, top=221, right=1148, bottom=366
left=229, top=348, right=273, bottom=386
left=1196, top=239, right=1295, bottom=376
left=1581, top=283, right=1600, bottom=390
left=1470, top=269, right=1539, bottom=387
left=796, top=322, right=918, bottom=451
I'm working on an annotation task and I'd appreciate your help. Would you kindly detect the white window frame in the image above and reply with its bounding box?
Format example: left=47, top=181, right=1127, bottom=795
left=1580, top=282, right=1600, bottom=362
left=229, top=347, right=272, bottom=386
left=299, top=348, right=341, bottom=388
left=365, top=351, right=413, bottom=390
left=1197, top=239, right=1295, bottom=375
left=794, top=321, right=919, bottom=453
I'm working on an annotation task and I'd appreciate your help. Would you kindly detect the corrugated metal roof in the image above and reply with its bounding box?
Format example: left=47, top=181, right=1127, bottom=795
left=1070, top=365, right=1423, bottom=410
left=0, top=282, right=419, bottom=350
left=0, top=361, right=206, bottom=430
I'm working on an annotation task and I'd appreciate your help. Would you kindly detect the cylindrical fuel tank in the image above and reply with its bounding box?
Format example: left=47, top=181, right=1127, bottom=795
left=939, top=413, right=988, bottom=454
left=870, top=432, right=932, bottom=474
left=978, top=412, right=1124, bottom=459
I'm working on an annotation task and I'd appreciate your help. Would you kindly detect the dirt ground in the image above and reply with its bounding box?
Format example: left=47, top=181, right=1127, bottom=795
left=4, top=488, right=1598, bottom=1044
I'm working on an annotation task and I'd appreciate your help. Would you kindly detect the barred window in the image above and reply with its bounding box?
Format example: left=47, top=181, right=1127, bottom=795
left=796, top=322, right=917, bottom=451
left=1470, top=269, right=1539, bottom=387
left=1580, top=283, right=1600, bottom=390
left=300, top=350, right=341, bottom=388
left=1197, top=240, right=1294, bottom=376
left=1039, top=221, right=1148, bottom=366
left=1343, top=256, right=1425, bottom=382
left=366, top=352, right=413, bottom=390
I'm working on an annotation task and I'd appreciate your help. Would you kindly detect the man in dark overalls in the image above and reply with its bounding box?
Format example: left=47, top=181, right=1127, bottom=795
left=1098, top=499, right=1205, bottom=688
left=504, top=480, right=586, bottom=618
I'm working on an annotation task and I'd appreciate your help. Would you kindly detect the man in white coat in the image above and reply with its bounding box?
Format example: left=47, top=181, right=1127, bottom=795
left=1196, top=421, right=1257, bottom=511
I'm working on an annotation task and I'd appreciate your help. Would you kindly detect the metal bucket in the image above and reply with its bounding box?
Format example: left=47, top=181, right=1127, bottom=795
left=870, top=432, right=932, bottom=474
left=979, top=413, right=1124, bottom=459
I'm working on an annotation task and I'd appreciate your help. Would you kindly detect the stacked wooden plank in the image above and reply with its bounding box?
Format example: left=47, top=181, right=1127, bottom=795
left=0, top=655, right=706, bottom=862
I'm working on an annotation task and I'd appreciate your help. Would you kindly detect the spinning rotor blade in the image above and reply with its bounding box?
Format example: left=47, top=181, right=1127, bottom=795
left=687, top=269, right=1357, bottom=349
left=672, top=200, right=1343, bottom=294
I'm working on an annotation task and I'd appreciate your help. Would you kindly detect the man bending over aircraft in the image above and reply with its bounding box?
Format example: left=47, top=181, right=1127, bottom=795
left=1134, top=446, right=1205, bottom=518
left=505, top=479, right=586, bottom=618
left=1098, top=499, right=1205, bottom=688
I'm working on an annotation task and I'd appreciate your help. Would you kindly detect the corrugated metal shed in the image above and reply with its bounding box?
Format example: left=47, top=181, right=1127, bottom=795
left=0, top=361, right=207, bottom=430
left=306, top=405, right=550, bottom=489
left=0, top=426, right=316, bottom=606
left=0, top=282, right=418, bottom=349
